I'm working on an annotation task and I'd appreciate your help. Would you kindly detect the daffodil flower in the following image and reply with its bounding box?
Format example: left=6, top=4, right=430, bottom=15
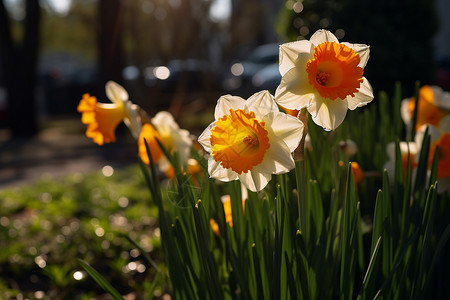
left=275, top=29, right=374, bottom=130
left=138, top=111, right=193, bottom=174
left=401, top=85, right=450, bottom=132
left=414, top=118, right=450, bottom=192
left=198, top=90, right=304, bottom=192
left=384, top=141, right=419, bottom=184
left=77, top=81, right=141, bottom=145
left=210, top=185, right=247, bottom=235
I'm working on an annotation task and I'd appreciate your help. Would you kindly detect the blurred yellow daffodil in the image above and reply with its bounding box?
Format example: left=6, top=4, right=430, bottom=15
left=198, top=91, right=304, bottom=192
left=210, top=190, right=246, bottom=235
left=138, top=111, right=193, bottom=175
left=275, top=29, right=373, bottom=130
left=77, top=81, right=141, bottom=145
left=384, top=141, right=419, bottom=184
left=401, top=85, right=450, bottom=132
left=414, top=118, right=450, bottom=192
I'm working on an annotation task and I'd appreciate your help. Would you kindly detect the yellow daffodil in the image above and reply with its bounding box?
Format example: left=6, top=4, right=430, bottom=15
left=275, top=29, right=373, bottom=130
left=384, top=141, right=419, bottom=184
left=210, top=188, right=247, bottom=235
left=401, top=85, right=450, bottom=131
left=350, top=162, right=364, bottom=185
left=138, top=123, right=165, bottom=165
left=415, top=118, right=450, bottom=192
left=338, top=161, right=364, bottom=185
left=138, top=111, right=193, bottom=174
left=77, top=81, right=141, bottom=145
left=198, top=91, right=304, bottom=192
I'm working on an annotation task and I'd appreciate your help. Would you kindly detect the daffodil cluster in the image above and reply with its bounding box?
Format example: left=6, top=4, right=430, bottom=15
left=77, top=81, right=195, bottom=178
left=385, top=85, right=450, bottom=193
left=78, top=29, right=374, bottom=192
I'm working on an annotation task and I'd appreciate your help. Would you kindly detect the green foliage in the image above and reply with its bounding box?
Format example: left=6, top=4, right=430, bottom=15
left=121, top=83, right=449, bottom=299
left=0, top=166, right=165, bottom=299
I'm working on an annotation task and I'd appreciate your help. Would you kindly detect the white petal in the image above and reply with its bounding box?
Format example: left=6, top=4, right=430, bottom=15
left=157, top=156, right=171, bottom=172
left=208, top=157, right=238, bottom=181
left=310, top=29, right=339, bottom=46
left=263, top=112, right=303, bottom=152
left=153, top=111, right=179, bottom=132
left=253, top=135, right=295, bottom=175
left=430, top=85, right=450, bottom=110
left=245, top=90, right=279, bottom=116
left=198, top=122, right=215, bottom=153
left=173, top=129, right=193, bottom=165
left=415, top=124, right=441, bottom=146
left=439, top=115, right=450, bottom=132
left=385, top=142, right=396, bottom=161
left=308, top=96, right=348, bottom=130
left=275, top=67, right=314, bottom=110
left=123, top=103, right=142, bottom=139
left=347, top=78, right=374, bottom=110
left=105, top=81, right=129, bottom=104
left=214, top=95, right=246, bottom=120
left=386, top=141, right=418, bottom=161
left=341, top=42, right=370, bottom=69
left=238, top=171, right=271, bottom=192
left=400, top=98, right=412, bottom=127
left=279, top=41, right=313, bottom=76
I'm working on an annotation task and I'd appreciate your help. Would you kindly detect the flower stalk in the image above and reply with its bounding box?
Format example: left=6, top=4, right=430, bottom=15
left=294, top=109, right=309, bottom=235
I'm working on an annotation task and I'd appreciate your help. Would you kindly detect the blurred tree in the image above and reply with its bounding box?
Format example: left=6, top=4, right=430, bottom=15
left=0, top=0, right=40, bottom=137
left=277, top=0, right=439, bottom=96
left=98, top=0, right=124, bottom=84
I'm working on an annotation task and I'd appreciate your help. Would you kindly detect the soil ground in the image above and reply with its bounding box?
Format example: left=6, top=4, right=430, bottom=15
left=0, top=117, right=138, bottom=189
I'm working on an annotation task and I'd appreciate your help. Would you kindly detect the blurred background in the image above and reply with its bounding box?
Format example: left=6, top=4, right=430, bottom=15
left=0, top=0, right=449, bottom=187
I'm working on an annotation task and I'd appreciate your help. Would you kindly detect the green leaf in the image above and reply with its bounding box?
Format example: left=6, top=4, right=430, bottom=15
left=78, top=259, right=124, bottom=300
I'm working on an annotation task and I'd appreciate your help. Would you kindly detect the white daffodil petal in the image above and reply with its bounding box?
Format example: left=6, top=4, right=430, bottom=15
left=245, top=90, right=279, bottom=116
left=439, top=115, right=450, bottom=133
left=279, top=41, right=314, bottom=76
left=416, top=124, right=441, bottom=145
left=309, top=97, right=348, bottom=130
left=431, top=86, right=450, bottom=110
left=209, top=158, right=238, bottom=181
left=347, top=78, right=374, bottom=110
left=254, top=136, right=295, bottom=175
left=238, top=171, right=271, bottom=192
left=341, top=42, right=370, bottom=68
left=214, top=95, right=246, bottom=120
left=158, top=156, right=171, bottom=172
left=400, top=99, right=412, bottom=127
left=310, top=29, right=339, bottom=45
left=173, top=129, right=193, bottom=165
left=263, top=112, right=303, bottom=152
left=275, top=67, right=314, bottom=110
left=198, top=122, right=214, bottom=153
left=123, top=103, right=142, bottom=139
left=152, top=111, right=179, bottom=132
left=106, top=81, right=129, bottom=104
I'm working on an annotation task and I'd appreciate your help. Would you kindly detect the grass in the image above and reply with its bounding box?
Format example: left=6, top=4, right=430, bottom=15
left=0, top=166, right=167, bottom=299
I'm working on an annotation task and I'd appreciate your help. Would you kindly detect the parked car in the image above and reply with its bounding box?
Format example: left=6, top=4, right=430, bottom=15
left=143, top=59, right=218, bottom=93
left=222, top=43, right=282, bottom=97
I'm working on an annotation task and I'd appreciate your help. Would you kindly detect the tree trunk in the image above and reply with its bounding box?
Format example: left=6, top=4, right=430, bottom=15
left=98, top=0, right=124, bottom=85
left=0, top=0, right=40, bottom=137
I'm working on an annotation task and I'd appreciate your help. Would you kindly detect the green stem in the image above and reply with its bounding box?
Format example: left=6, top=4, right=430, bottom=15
left=295, top=160, right=307, bottom=236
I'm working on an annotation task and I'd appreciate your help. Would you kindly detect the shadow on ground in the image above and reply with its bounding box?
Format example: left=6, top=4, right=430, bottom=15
left=0, top=118, right=138, bottom=189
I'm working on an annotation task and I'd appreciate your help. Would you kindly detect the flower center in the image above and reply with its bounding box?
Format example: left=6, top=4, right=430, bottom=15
left=306, top=41, right=364, bottom=100
left=210, top=109, right=270, bottom=174
left=316, top=71, right=331, bottom=86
